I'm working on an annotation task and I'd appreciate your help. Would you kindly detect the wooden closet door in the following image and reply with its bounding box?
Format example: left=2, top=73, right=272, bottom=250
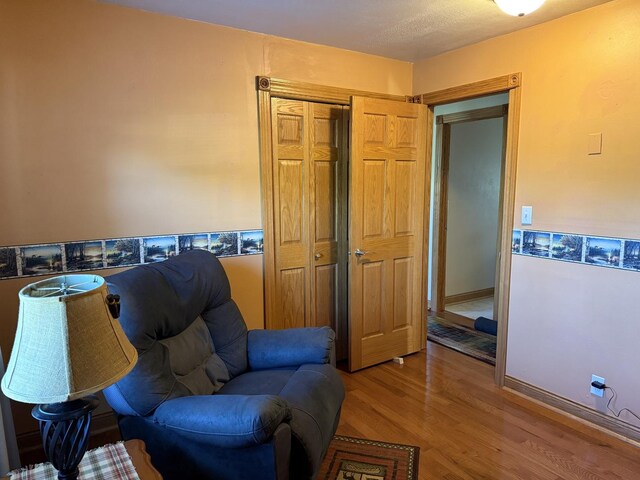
left=348, top=96, right=428, bottom=371
left=309, top=102, right=348, bottom=359
left=270, top=98, right=347, bottom=357
left=271, top=98, right=309, bottom=329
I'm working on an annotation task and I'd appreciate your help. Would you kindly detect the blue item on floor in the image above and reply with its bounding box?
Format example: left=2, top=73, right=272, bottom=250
left=474, top=316, right=497, bottom=336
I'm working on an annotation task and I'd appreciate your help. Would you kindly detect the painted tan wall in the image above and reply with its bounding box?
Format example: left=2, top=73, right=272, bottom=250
left=428, top=94, right=508, bottom=301
left=415, top=0, right=640, bottom=428
left=445, top=118, right=503, bottom=297
left=0, top=0, right=411, bottom=439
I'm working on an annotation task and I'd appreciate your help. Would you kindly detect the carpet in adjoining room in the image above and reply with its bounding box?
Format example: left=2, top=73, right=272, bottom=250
left=317, top=435, right=419, bottom=480
left=427, top=316, right=496, bottom=365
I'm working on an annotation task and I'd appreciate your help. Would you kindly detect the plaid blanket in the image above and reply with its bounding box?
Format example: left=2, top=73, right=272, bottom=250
left=9, top=442, right=140, bottom=480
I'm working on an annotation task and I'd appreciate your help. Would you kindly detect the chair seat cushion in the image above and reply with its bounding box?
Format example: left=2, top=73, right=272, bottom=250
left=217, top=369, right=297, bottom=396
left=218, top=364, right=344, bottom=478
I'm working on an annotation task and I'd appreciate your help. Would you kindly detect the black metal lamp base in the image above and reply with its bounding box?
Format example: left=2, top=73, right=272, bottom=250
left=32, top=396, right=99, bottom=480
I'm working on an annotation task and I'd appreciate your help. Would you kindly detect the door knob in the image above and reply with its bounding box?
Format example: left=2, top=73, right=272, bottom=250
left=314, top=252, right=323, bottom=260
left=354, top=248, right=368, bottom=258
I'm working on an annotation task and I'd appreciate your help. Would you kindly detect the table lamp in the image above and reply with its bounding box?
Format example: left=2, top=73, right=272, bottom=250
left=1, top=275, right=138, bottom=480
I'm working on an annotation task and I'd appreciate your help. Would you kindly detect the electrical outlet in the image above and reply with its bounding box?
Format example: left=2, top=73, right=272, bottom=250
left=591, top=374, right=605, bottom=397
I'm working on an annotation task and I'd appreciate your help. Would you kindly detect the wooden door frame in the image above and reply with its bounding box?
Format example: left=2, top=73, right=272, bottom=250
left=256, top=76, right=412, bottom=332
left=419, top=73, right=522, bottom=387
left=433, top=104, right=508, bottom=318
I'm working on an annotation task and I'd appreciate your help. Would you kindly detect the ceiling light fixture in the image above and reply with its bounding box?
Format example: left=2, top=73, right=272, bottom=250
left=494, top=0, right=545, bottom=17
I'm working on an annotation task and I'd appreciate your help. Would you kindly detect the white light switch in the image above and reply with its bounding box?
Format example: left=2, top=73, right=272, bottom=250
left=522, top=206, right=533, bottom=225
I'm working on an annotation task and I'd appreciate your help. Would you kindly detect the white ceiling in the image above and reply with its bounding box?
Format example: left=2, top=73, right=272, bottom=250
left=100, top=0, right=612, bottom=62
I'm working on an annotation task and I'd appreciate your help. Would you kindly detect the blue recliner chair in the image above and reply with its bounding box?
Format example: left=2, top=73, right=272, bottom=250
left=103, top=250, right=345, bottom=480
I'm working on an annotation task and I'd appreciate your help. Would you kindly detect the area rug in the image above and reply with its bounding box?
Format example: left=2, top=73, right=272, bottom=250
left=427, top=316, right=496, bottom=365
left=317, top=435, right=419, bottom=480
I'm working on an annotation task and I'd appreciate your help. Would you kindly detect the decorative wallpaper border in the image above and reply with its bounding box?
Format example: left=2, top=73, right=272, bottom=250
left=512, top=229, right=640, bottom=272
left=0, top=230, right=264, bottom=281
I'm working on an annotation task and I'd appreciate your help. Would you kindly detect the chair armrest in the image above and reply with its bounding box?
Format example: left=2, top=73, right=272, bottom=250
left=247, top=327, right=336, bottom=370
left=152, top=394, right=291, bottom=448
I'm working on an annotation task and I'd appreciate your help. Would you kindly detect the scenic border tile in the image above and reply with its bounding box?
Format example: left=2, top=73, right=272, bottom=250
left=0, top=248, right=19, bottom=279
left=178, top=233, right=209, bottom=254
left=551, top=233, right=583, bottom=263
left=512, top=229, right=522, bottom=254
left=65, top=241, right=104, bottom=272
left=143, top=235, right=178, bottom=264
left=19, top=244, right=64, bottom=277
left=241, top=230, right=264, bottom=255
left=623, top=240, right=640, bottom=271
left=210, top=231, right=239, bottom=257
left=522, top=231, right=551, bottom=257
left=513, top=230, right=640, bottom=273
left=105, top=238, right=142, bottom=268
left=585, top=236, right=621, bottom=268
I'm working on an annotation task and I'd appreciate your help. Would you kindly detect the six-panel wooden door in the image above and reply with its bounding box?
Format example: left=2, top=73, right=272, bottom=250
left=270, top=97, right=348, bottom=359
left=348, top=96, right=429, bottom=371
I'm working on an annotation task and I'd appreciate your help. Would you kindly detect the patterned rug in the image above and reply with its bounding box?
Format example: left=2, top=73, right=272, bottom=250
left=318, top=435, right=419, bottom=480
left=427, top=316, right=496, bottom=365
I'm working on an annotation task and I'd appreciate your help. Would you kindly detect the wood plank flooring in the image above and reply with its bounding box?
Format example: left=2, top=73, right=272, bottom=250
left=336, top=342, right=640, bottom=480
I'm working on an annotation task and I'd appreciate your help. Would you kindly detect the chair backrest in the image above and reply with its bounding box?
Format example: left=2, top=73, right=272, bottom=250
left=104, top=250, right=248, bottom=417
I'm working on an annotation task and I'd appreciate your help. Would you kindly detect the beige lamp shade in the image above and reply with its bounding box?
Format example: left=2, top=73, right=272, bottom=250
left=1, top=275, right=137, bottom=404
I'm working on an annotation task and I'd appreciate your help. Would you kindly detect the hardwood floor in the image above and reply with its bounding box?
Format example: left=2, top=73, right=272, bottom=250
left=336, top=342, right=640, bottom=479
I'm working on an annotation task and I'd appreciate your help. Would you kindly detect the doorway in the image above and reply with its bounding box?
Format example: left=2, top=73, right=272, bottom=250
left=419, top=73, right=522, bottom=385
left=426, top=98, right=508, bottom=366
